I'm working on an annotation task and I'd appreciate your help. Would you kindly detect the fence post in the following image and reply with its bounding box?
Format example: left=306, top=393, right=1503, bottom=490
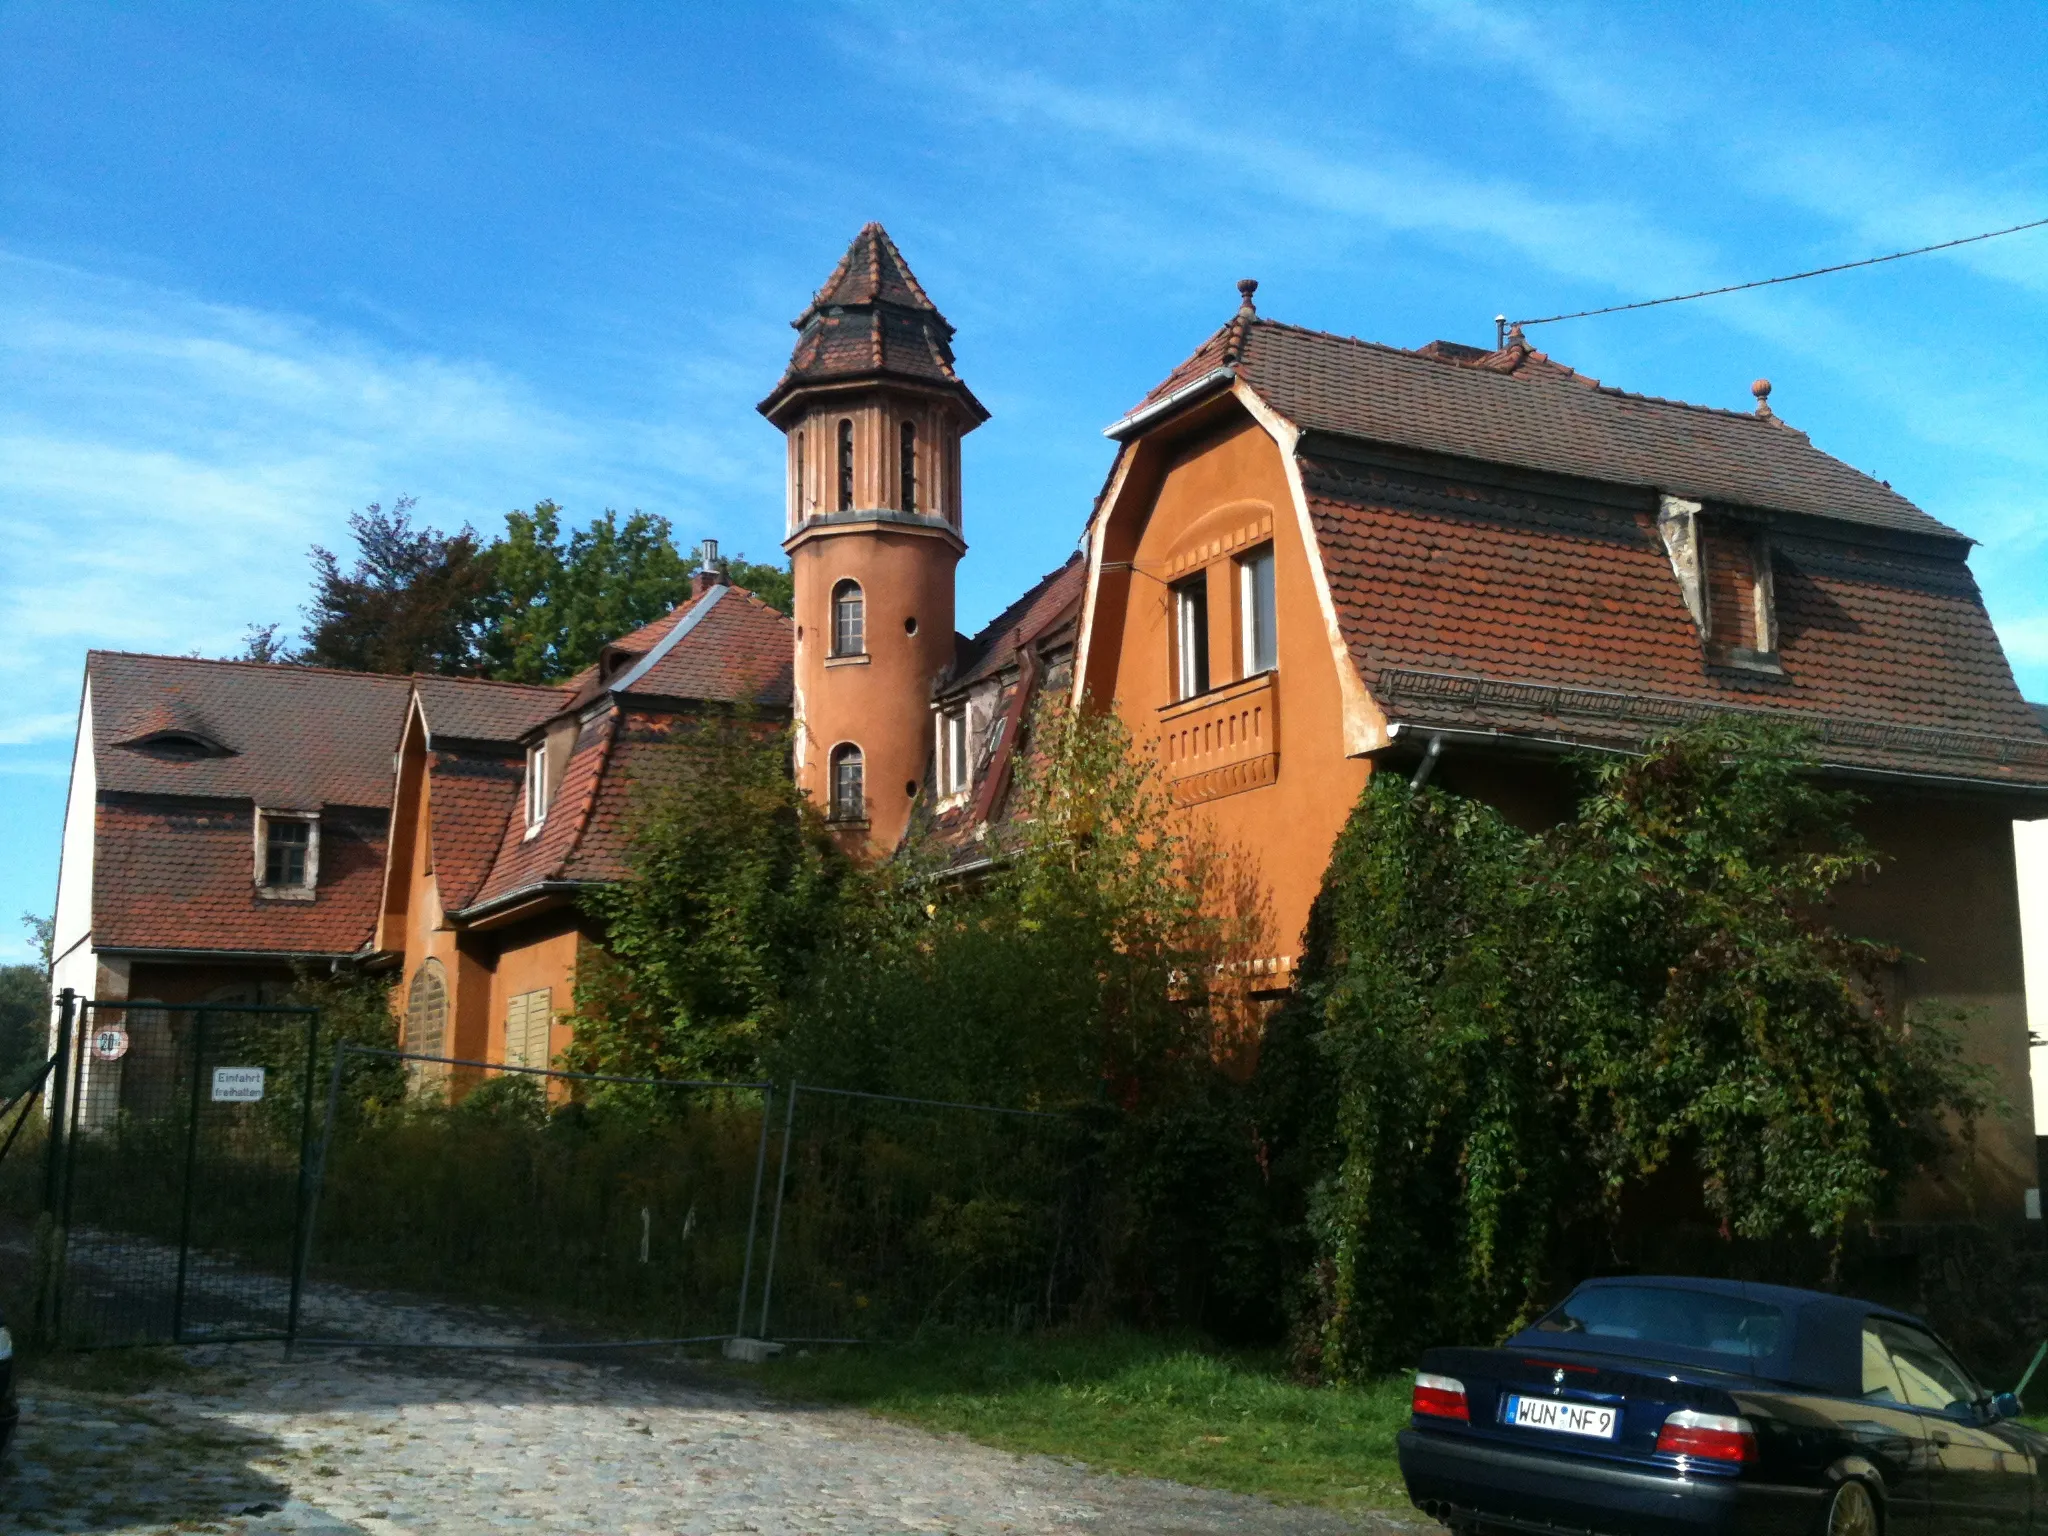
left=756, top=1081, right=800, bottom=1339
left=33, top=990, right=77, bottom=1344
left=289, top=1041, right=353, bottom=1352
left=283, top=1006, right=324, bottom=1354
left=170, top=1006, right=212, bottom=1345
left=733, top=1085, right=774, bottom=1339
left=40, top=991, right=74, bottom=1217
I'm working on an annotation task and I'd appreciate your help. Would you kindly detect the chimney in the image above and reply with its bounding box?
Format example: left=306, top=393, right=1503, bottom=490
left=693, top=537, right=728, bottom=597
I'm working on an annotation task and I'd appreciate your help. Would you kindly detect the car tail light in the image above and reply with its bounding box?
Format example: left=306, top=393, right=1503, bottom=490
left=1412, top=1372, right=1469, bottom=1423
left=1656, top=1409, right=1756, bottom=1464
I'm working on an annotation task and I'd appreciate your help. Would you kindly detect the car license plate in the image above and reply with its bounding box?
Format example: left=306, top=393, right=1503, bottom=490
left=1503, top=1394, right=1618, bottom=1440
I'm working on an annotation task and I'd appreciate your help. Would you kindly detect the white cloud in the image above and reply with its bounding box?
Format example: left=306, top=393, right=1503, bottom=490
left=0, top=249, right=794, bottom=934
left=925, top=60, right=1713, bottom=298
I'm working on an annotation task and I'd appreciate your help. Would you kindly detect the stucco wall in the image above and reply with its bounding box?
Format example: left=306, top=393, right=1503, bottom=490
left=487, top=916, right=584, bottom=1072
left=1105, top=413, right=1370, bottom=961
left=1828, top=793, right=2039, bottom=1219
left=790, top=522, right=961, bottom=855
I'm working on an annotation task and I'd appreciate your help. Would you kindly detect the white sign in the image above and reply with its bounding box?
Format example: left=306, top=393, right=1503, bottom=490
left=89, top=1026, right=130, bottom=1062
left=211, top=1067, right=266, bottom=1103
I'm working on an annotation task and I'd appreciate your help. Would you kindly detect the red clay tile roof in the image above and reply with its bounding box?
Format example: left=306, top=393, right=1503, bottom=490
left=424, top=751, right=525, bottom=911
left=1132, top=316, right=1959, bottom=542
left=414, top=675, right=570, bottom=745
left=946, top=554, right=1087, bottom=694
left=458, top=711, right=619, bottom=914
left=1300, top=454, right=2048, bottom=784
left=94, top=799, right=388, bottom=955
left=620, top=585, right=795, bottom=708
left=757, top=223, right=988, bottom=422
left=90, top=652, right=413, bottom=808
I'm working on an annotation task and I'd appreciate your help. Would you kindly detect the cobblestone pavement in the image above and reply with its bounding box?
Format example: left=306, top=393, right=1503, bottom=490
left=2, top=1345, right=1428, bottom=1536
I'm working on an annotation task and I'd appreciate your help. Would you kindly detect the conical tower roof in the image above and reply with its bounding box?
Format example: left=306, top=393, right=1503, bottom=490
left=758, top=223, right=988, bottom=424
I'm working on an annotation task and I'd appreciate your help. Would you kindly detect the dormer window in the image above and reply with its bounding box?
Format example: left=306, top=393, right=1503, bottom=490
left=938, top=707, right=969, bottom=796
left=256, top=810, right=318, bottom=898
left=121, top=729, right=234, bottom=761
left=900, top=420, right=917, bottom=512
left=525, top=741, right=550, bottom=834
left=837, top=418, right=854, bottom=511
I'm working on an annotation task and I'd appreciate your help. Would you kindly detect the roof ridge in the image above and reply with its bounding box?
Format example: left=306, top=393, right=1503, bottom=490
left=89, top=649, right=418, bottom=684
left=1252, top=317, right=1797, bottom=430
left=412, top=673, right=573, bottom=696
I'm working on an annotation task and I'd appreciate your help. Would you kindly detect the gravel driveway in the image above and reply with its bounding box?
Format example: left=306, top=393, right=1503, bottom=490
left=2, top=1342, right=1427, bottom=1536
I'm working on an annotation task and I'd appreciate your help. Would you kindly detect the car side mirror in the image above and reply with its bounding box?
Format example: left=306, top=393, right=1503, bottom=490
left=1989, top=1392, right=2023, bottom=1423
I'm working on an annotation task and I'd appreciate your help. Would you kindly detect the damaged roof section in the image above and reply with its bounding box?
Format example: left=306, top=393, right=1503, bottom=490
left=908, top=554, right=1086, bottom=874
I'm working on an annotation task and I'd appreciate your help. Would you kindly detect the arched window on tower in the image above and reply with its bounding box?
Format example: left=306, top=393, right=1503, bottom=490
left=794, top=429, right=806, bottom=515
left=831, top=579, right=865, bottom=656
left=829, top=743, right=865, bottom=823
left=837, top=418, right=854, bottom=511
left=899, top=420, right=917, bottom=513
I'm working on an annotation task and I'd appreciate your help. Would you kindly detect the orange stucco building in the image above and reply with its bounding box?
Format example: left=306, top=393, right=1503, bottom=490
left=57, top=226, right=2048, bottom=1220
left=1065, top=287, right=2048, bottom=1215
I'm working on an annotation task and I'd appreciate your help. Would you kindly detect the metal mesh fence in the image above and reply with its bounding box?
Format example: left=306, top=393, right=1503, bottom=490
left=16, top=1000, right=1108, bottom=1355
left=755, top=1085, right=1100, bottom=1343
left=296, top=1047, right=773, bottom=1349
left=48, top=1000, right=321, bottom=1347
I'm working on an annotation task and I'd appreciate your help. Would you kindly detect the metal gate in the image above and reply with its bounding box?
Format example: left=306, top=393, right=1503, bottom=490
left=43, top=992, right=320, bottom=1347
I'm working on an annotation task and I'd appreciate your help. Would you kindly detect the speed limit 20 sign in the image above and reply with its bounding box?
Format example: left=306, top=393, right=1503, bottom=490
left=89, top=1026, right=130, bottom=1062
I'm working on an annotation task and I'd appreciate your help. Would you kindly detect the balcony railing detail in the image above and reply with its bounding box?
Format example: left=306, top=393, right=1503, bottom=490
left=1157, top=672, right=1278, bottom=806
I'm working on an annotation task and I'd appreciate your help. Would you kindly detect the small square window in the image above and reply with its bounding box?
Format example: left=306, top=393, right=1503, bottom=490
left=257, top=812, right=318, bottom=896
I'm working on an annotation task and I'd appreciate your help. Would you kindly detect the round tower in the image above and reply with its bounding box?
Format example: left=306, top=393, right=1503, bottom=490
left=759, top=223, right=988, bottom=854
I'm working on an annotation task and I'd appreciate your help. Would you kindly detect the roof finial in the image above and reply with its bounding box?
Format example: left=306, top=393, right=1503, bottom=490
left=1236, top=278, right=1258, bottom=317
left=1751, top=378, right=1773, bottom=418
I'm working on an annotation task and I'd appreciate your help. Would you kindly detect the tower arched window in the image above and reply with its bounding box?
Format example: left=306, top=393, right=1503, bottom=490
left=794, top=429, right=806, bottom=514
left=831, top=579, right=865, bottom=657
left=837, top=418, right=854, bottom=511
left=899, top=420, right=917, bottom=513
left=829, top=743, right=865, bottom=823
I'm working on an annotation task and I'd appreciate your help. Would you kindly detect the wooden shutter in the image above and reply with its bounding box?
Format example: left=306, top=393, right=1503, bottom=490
left=505, top=988, right=553, bottom=1071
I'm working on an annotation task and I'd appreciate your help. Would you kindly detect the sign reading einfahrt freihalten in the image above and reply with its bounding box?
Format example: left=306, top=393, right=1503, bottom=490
left=210, top=1067, right=265, bottom=1103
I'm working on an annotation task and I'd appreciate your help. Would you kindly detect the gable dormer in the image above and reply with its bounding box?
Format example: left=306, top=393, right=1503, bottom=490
left=1658, top=495, right=1780, bottom=675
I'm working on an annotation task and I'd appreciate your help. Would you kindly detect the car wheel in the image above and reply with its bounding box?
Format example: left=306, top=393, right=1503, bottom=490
left=1825, top=1479, right=1878, bottom=1536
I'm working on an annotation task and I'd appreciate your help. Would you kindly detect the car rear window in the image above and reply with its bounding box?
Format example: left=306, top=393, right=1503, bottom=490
left=1529, top=1286, right=1786, bottom=1365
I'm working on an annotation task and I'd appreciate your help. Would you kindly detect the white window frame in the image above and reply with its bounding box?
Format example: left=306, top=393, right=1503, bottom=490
left=937, top=707, right=969, bottom=798
left=254, top=809, right=320, bottom=899
left=829, top=742, right=866, bottom=823
left=1239, top=544, right=1277, bottom=677
left=524, top=740, right=550, bottom=836
left=831, top=580, right=866, bottom=658
left=1173, top=576, right=1210, bottom=700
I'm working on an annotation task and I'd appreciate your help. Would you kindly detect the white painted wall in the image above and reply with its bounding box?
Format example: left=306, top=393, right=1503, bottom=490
left=49, top=678, right=97, bottom=1026
left=2015, top=818, right=2048, bottom=1168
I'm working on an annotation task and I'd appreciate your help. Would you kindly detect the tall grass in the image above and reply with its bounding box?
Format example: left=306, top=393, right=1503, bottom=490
left=736, top=1330, right=1417, bottom=1511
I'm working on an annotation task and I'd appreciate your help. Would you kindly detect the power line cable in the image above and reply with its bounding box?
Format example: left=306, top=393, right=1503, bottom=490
left=1501, top=215, right=2048, bottom=340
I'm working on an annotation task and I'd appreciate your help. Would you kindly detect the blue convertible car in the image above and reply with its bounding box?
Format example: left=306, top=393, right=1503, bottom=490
left=1398, top=1275, right=2040, bottom=1535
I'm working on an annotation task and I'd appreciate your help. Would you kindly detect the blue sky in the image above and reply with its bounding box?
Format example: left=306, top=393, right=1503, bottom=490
left=4, top=2, right=2047, bottom=964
